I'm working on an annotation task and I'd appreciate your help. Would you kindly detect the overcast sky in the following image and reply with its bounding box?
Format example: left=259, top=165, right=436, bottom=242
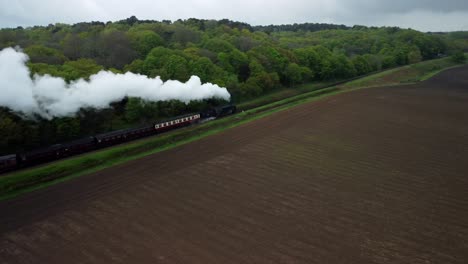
left=1, top=0, right=468, bottom=32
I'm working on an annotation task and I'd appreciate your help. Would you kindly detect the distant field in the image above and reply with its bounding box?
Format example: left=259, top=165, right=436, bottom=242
left=238, top=55, right=467, bottom=111
left=0, top=56, right=466, bottom=200
left=341, top=55, right=468, bottom=88
left=1, top=66, right=467, bottom=263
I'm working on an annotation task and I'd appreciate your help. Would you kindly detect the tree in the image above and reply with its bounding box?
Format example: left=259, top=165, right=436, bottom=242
left=294, top=47, right=320, bottom=74
left=28, top=63, right=62, bottom=77
left=25, top=45, right=67, bottom=65
left=164, top=55, right=190, bottom=81
left=61, top=59, right=104, bottom=81
left=143, top=47, right=176, bottom=75
left=382, top=55, right=397, bottom=69
left=319, top=54, right=356, bottom=80
left=190, top=57, right=225, bottom=83
left=407, top=46, right=423, bottom=64
left=217, top=52, right=234, bottom=73
left=247, top=46, right=289, bottom=75
left=229, top=49, right=250, bottom=80
left=248, top=59, right=266, bottom=77
left=451, top=51, right=467, bottom=63
left=0, top=114, right=22, bottom=154
left=128, top=30, right=164, bottom=58
left=55, top=117, right=80, bottom=141
left=334, top=54, right=356, bottom=78
left=234, top=36, right=258, bottom=52
left=284, top=63, right=303, bottom=86
left=124, top=59, right=144, bottom=74
left=96, top=30, right=138, bottom=69
left=352, top=55, right=372, bottom=75
left=216, top=49, right=250, bottom=81
left=363, top=54, right=383, bottom=72
left=240, top=77, right=263, bottom=98
left=62, top=33, right=84, bottom=60
left=171, top=25, right=202, bottom=46
left=125, top=98, right=144, bottom=123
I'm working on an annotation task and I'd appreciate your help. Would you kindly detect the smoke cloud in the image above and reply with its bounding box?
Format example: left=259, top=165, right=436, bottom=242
left=0, top=47, right=231, bottom=119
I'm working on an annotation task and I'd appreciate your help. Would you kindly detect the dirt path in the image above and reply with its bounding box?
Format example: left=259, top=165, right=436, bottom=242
left=1, top=66, right=468, bottom=263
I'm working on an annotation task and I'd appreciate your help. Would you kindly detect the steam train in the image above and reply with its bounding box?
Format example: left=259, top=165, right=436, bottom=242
left=0, top=105, right=237, bottom=174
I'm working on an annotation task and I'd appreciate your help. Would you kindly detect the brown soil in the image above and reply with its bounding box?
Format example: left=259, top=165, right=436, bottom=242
left=1, top=66, right=468, bottom=264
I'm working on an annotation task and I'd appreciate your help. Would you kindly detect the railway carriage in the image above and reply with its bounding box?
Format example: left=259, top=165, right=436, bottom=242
left=154, top=113, right=201, bottom=132
left=0, top=154, right=17, bottom=173
left=0, top=105, right=236, bottom=174
left=17, top=144, right=63, bottom=166
left=58, top=137, right=97, bottom=157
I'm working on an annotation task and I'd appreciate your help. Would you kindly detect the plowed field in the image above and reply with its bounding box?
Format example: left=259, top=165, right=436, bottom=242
left=1, top=66, right=468, bottom=264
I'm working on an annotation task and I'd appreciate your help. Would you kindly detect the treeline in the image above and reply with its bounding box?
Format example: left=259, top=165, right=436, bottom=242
left=253, top=23, right=350, bottom=33
left=0, top=17, right=466, bottom=154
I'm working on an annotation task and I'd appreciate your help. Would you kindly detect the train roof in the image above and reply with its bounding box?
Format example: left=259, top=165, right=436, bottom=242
left=94, top=125, right=154, bottom=139
left=95, top=113, right=200, bottom=140
left=0, top=154, right=16, bottom=161
left=60, top=136, right=96, bottom=147
left=18, top=144, right=63, bottom=156
left=154, top=112, right=199, bottom=124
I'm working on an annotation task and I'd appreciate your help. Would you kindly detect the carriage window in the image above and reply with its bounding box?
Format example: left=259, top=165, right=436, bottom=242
left=155, top=125, right=159, bottom=129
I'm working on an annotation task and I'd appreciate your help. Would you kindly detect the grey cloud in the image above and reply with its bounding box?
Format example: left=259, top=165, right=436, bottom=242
left=0, top=0, right=467, bottom=31
left=341, top=0, right=468, bottom=13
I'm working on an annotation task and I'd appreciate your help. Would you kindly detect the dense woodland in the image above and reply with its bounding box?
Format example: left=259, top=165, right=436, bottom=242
left=1, top=17, right=467, bottom=154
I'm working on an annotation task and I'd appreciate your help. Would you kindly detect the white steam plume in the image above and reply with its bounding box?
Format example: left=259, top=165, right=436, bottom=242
left=0, top=47, right=231, bottom=119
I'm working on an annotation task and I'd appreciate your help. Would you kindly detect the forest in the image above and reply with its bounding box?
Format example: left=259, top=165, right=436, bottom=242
left=1, top=17, right=467, bottom=155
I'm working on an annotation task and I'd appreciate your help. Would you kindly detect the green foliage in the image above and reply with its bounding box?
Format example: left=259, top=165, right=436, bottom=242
left=95, top=30, right=137, bottom=69
left=284, top=63, right=304, bottom=86
left=127, top=30, right=164, bottom=58
left=0, top=112, right=23, bottom=153
left=352, top=55, right=372, bottom=75
left=125, top=98, right=144, bottom=123
left=28, top=63, right=62, bottom=77
left=451, top=51, right=467, bottom=63
left=203, top=38, right=235, bottom=53
left=248, top=46, right=289, bottom=76
left=24, top=45, right=67, bottom=65
left=294, top=47, right=320, bottom=74
left=171, top=25, right=202, bottom=46
left=407, top=46, right=423, bottom=64
left=124, top=59, right=144, bottom=73
left=164, top=55, right=190, bottom=81
left=190, top=57, right=224, bottom=83
left=61, top=59, right=104, bottom=81
left=142, top=47, right=175, bottom=75
left=319, top=53, right=356, bottom=80
left=55, top=117, right=80, bottom=141
left=28, top=58, right=103, bottom=81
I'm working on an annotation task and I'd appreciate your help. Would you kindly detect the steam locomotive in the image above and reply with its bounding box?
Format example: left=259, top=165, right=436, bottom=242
left=0, top=105, right=237, bottom=174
